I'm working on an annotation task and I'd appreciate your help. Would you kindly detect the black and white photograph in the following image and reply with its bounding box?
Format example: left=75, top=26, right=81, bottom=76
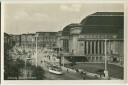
left=3, top=1, right=125, bottom=81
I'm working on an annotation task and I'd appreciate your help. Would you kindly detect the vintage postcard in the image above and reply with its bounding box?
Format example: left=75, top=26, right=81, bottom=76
left=1, top=0, right=127, bottom=84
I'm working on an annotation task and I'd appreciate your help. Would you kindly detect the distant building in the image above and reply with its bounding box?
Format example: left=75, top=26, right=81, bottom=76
left=4, top=33, right=15, bottom=60
left=8, top=32, right=58, bottom=49
left=20, top=33, right=35, bottom=48
left=4, top=33, right=14, bottom=48
left=60, top=12, right=124, bottom=64
left=36, top=32, right=57, bottom=49
left=56, top=31, right=63, bottom=51
left=11, top=34, right=21, bottom=46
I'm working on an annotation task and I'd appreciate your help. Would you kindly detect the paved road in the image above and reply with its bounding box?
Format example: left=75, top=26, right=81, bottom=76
left=34, top=48, right=99, bottom=80
left=44, top=69, right=99, bottom=80
left=44, top=71, right=81, bottom=80
left=41, top=62, right=98, bottom=80
left=65, top=63, right=123, bottom=79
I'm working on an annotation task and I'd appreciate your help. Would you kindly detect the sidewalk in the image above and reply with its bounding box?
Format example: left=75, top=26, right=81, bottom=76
left=62, top=66, right=121, bottom=80
left=62, top=66, right=99, bottom=79
left=76, top=62, right=123, bottom=67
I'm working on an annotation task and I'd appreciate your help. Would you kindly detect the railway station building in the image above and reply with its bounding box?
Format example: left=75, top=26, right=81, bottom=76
left=60, top=12, right=124, bottom=64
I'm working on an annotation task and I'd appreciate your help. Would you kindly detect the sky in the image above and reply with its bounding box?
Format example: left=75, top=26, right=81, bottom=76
left=4, top=3, right=123, bottom=34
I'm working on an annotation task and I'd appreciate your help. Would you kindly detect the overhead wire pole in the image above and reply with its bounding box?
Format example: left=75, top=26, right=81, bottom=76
left=24, top=43, right=27, bottom=79
left=62, top=48, right=64, bottom=67
left=25, top=56, right=27, bottom=79
left=61, top=47, right=64, bottom=67
left=104, top=39, right=109, bottom=79
left=35, top=34, right=38, bottom=67
left=59, top=48, right=62, bottom=67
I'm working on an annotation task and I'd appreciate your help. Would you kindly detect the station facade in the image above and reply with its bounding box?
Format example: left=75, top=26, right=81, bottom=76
left=60, top=12, right=124, bottom=64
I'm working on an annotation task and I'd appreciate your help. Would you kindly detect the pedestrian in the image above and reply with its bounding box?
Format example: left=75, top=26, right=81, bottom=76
left=82, top=74, right=86, bottom=80
left=76, top=69, right=79, bottom=73
left=67, top=69, right=69, bottom=72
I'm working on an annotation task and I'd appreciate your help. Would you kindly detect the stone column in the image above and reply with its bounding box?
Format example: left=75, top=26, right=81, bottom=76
left=97, top=40, right=100, bottom=54
left=91, top=56, right=93, bottom=62
left=86, top=41, right=89, bottom=55
left=113, top=40, right=116, bottom=54
left=108, top=40, right=111, bottom=55
left=101, top=41, right=104, bottom=54
left=90, top=41, right=92, bottom=54
left=88, top=41, right=90, bottom=54
left=94, top=40, right=96, bottom=55
left=84, top=41, right=86, bottom=55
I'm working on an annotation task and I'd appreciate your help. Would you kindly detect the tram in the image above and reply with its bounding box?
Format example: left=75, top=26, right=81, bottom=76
left=48, top=65, right=63, bottom=75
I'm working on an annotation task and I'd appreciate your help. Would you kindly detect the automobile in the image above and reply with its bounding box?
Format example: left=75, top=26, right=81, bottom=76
left=96, top=69, right=105, bottom=78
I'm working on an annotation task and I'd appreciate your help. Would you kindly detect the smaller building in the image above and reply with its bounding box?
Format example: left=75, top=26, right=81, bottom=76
left=4, top=33, right=14, bottom=49
left=36, top=32, right=57, bottom=49
left=11, top=34, right=21, bottom=46
left=20, top=33, right=35, bottom=48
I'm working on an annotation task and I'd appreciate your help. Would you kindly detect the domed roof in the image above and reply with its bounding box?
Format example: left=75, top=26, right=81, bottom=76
left=80, top=12, right=124, bottom=35
left=80, top=12, right=124, bottom=26
left=62, top=23, right=82, bottom=36
left=61, top=12, right=124, bottom=37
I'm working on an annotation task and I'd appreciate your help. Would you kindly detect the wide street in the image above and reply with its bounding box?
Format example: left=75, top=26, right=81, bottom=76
left=9, top=46, right=123, bottom=80
left=36, top=47, right=99, bottom=80
left=41, top=62, right=99, bottom=80
left=44, top=70, right=98, bottom=80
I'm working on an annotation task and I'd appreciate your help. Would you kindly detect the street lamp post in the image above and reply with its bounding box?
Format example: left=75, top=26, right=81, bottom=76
left=104, top=39, right=109, bottom=79
left=25, top=56, right=27, bottom=79
left=63, top=55, right=64, bottom=67
left=60, top=48, right=64, bottom=67
left=35, top=34, right=38, bottom=67
left=24, top=51, right=28, bottom=79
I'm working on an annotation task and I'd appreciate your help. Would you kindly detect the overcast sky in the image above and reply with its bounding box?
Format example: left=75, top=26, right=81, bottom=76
left=4, top=3, right=123, bottom=34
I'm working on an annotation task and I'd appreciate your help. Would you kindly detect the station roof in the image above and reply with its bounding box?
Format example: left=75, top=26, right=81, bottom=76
left=80, top=12, right=123, bottom=26
left=62, top=12, right=124, bottom=36
left=62, top=23, right=82, bottom=36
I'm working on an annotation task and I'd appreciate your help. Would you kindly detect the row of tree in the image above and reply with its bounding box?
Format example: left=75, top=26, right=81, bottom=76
left=4, top=55, right=45, bottom=80
left=4, top=42, right=45, bottom=80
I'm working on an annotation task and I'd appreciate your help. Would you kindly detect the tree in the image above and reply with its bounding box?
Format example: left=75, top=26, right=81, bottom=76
left=31, top=66, right=45, bottom=80
left=4, top=57, right=25, bottom=80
